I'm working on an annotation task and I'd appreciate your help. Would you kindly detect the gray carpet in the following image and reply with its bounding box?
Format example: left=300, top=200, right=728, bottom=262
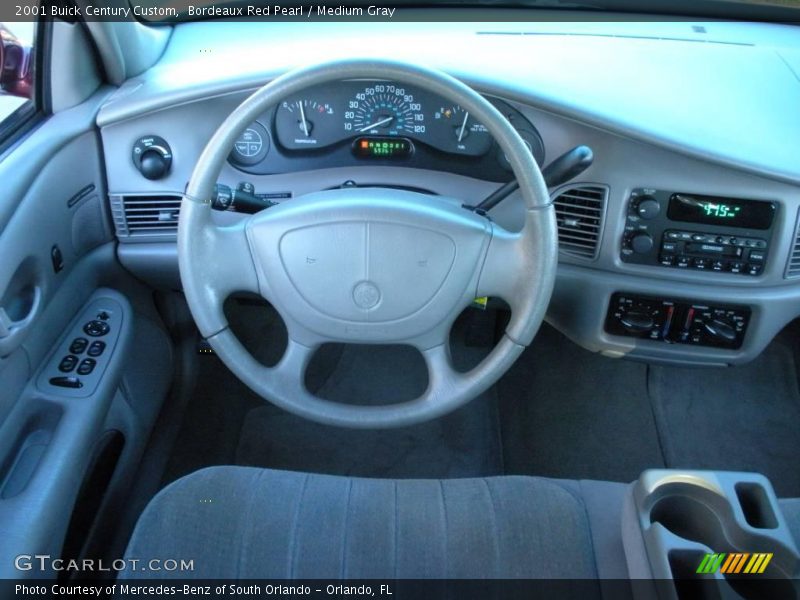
left=236, top=335, right=504, bottom=479
left=649, top=334, right=800, bottom=497
left=163, top=299, right=800, bottom=496
left=497, top=324, right=667, bottom=483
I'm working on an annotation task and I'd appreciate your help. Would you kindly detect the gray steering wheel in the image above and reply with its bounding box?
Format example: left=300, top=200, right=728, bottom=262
left=178, top=59, right=557, bottom=429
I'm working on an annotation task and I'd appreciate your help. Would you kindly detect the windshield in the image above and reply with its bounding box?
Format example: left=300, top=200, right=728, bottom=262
left=128, top=0, right=800, bottom=23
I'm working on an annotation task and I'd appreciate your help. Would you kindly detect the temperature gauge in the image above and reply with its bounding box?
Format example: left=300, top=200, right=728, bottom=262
left=275, top=99, right=337, bottom=150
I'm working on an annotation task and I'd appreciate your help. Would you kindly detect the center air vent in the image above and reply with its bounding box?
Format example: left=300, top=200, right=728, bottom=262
left=111, top=194, right=182, bottom=240
left=552, top=184, right=608, bottom=260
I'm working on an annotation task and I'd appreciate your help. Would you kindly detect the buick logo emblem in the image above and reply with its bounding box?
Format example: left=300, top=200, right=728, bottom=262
left=353, top=281, right=381, bottom=309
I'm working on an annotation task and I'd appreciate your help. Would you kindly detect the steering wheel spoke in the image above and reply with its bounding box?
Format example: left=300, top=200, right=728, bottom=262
left=178, top=200, right=260, bottom=337
left=421, top=343, right=462, bottom=397
left=271, top=337, right=317, bottom=395
left=477, top=211, right=558, bottom=347
left=476, top=226, right=528, bottom=313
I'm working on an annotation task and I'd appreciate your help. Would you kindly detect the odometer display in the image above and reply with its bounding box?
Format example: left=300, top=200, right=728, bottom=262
left=353, top=136, right=413, bottom=159
left=345, top=84, right=425, bottom=137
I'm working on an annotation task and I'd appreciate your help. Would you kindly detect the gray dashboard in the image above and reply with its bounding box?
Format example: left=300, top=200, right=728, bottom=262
left=97, top=18, right=800, bottom=366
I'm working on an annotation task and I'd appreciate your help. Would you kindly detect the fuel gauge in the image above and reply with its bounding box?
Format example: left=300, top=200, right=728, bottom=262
left=275, top=99, right=337, bottom=150
left=433, top=105, right=493, bottom=156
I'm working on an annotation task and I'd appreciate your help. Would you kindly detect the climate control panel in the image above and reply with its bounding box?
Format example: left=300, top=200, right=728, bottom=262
left=605, top=292, right=750, bottom=349
left=620, top=189, right=776, bottom=277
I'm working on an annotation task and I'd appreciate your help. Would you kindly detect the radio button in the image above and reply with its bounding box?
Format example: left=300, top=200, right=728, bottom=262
left=661, top=241, right=679, bottom=253
left=691, top=234, right=705, bottom=242
left=693, top=258, right=710, bottom=270
left=748, top=250, right=766, bottom=263
left=676, top=257, right=691, bottom=268
left=712, top=260, right=726, bottom=272
left=660, top=255, right=676, bottom=266
left=729, top=262, right=744, bottom=274
left=747, top=264, right=763, bottom=276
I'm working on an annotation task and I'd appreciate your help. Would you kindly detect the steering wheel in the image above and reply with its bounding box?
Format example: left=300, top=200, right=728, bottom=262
left=179, top=59, right=557, bottom=429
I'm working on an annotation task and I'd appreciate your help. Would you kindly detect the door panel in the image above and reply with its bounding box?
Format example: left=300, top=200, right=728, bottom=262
left=0, top=21, right=175, bottom=579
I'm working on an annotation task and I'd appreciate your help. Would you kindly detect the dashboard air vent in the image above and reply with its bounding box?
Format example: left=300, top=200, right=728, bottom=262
left=785, top=210, right=800, bottom=279
left=111, top=194, right=182, bottom=240
left=552, top=184, right=608, bottom=260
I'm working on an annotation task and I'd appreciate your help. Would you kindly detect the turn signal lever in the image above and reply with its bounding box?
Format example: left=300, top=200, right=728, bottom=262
left=211, top=182, right=278, bottom=214
left=471, top=145, right=594, bottom=214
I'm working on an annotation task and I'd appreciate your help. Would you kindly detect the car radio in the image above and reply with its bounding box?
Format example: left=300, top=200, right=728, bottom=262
left=620, top=189, right=777, bottom=276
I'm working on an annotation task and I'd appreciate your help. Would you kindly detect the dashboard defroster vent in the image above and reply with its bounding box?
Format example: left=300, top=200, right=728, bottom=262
left=111, top=194, right=182, bottom=241
left=785, top=210, right=800, bottom=279
left=552, top=184, right=608, bottom=260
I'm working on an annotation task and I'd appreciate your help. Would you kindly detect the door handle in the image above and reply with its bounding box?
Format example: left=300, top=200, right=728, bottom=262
left=0, top=285, right=41, bottom=357
left=0, top=307, right=12, bottom=338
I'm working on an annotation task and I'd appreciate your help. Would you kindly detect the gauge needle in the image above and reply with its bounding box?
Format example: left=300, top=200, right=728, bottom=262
left=458, top=111, right=469, bottom=142
left=359, top=116, right=393, bottom=132
left=298, top=102, right=310, bottom=137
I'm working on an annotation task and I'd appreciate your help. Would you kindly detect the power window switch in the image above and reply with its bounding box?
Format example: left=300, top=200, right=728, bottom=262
left=77, top=358, right=96, bottom=376
left=58, top=355, right=79, bottom=373
left=69, top=337, right=88, bottom=354
left=87, top=341, right=106, bottom=357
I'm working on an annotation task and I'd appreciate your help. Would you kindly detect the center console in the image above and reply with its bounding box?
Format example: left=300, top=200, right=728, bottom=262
left=623, top=470, right=800, bottom=600
left=621, top=189, right=777, bottom=276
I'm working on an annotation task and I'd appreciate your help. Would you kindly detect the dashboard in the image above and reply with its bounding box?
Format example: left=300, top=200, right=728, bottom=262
left=97, top=19, right=800, bottom=368
left=228, top=81, right=544, bottom=182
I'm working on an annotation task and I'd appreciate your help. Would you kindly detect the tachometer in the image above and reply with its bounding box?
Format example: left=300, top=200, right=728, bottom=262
left=344, top=84, right=425, bottom=137
left=275, top=99, right=337, bottom=150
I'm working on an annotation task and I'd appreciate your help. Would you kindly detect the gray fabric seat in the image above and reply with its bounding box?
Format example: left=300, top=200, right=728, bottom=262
left=124, top=466, right=625, bottom=579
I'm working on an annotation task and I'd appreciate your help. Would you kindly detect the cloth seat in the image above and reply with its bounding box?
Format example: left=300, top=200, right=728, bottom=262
left=123, top=466, right=627, bottom=580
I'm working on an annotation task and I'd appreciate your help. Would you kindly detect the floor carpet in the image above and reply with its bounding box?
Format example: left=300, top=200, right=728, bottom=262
left=162, top=300, right=800, bottom=498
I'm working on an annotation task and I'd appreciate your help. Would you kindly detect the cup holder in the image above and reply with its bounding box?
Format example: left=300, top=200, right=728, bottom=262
left=668, top=550, right=724, bottom=600
left=627, top=471, right=800, bottom=600
left=736, top=483, right=779, bottom=530
left=653, top=494, right=797, bottom=599
left=651, top=494, right=727, bottom=551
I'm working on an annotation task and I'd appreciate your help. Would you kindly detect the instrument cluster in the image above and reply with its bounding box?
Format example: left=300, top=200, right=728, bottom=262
left=228, top=80, right=545, bottom=182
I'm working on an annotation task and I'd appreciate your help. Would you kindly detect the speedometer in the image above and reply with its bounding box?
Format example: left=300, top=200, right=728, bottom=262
left=344, top=84, right=425, bottom=137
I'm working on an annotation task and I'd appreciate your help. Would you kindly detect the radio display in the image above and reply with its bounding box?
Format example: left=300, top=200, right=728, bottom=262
left=667, top=194, right=775, bottom=230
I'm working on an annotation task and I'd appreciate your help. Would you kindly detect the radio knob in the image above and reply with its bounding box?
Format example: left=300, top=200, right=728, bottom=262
left=636, top=196, right=660, bottom=220
left=630, top=232, right=654, bottom=254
